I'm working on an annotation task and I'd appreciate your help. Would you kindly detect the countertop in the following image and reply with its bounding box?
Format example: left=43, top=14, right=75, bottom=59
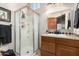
left=42, top=33, right=79, bottom=40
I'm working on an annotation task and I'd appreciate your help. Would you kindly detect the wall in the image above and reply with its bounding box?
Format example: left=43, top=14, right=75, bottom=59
left=38, top=4, right=47, bottom=47
left=0, top=12, right=13, bottom=51
left=0, top=4, right=27, bottom=51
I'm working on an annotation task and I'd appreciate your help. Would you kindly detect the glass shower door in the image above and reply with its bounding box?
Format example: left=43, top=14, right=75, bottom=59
left=20, top=7, right=34, bottom=56
left=15, top=10, right=21, bottom=55
left=15, top=5, right=39, bottom=56
left=33, top=13, right=39, bottom=51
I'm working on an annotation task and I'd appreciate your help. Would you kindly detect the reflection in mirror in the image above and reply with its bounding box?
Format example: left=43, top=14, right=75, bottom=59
left=67, top=12, right=71, bottom=30
left=57, top=14, right=65, bottom=30
left=47, top=11, right=72, bottom=33
left=73, top=3, right=79, bottom=35
left=67, top=20, right=71, bottom=29
left=74, top=5, right=79, bottom=28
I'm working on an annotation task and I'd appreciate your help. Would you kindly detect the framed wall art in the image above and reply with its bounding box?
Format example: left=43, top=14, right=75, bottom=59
left=0, top=7, right=11, bottom=22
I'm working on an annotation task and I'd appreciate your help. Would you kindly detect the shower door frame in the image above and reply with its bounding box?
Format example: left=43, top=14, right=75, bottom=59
left=14, top=4, right=40, bottom=56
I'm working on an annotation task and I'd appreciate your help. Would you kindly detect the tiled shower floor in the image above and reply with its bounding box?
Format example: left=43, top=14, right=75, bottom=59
left=0, top=49, right=41, bottom=56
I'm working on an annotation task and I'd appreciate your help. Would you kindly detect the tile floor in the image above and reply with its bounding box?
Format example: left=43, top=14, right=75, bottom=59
left=0, top=49, right=41, bottom=56
left=34, top=49, right=40, bottom=56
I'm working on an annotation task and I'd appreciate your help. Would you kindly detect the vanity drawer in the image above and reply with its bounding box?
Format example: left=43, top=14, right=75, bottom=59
left=56, top=44, right=79, bottom=56
left=56, top=38, right=79, bottom=48
left=41, top=49, right=55, bottom=56
left=41, top=36, right=55, bottom=43
left=41, top=42, right=55, bottom=54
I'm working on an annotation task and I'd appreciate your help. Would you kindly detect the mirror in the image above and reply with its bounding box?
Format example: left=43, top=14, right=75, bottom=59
left=47, top=11, right=72, bottom=32
left=73, top=3, right=79, bottom=35
left=57, top=14, right=65, bottom=30
left=74, top=4, right=79, bottom=28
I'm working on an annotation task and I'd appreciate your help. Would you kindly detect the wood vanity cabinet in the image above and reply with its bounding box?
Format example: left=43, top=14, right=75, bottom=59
left=56, top=44, right=79, bottom=56
left=41, top=36, right=56, bottom=56
left=41, top=36, right=79, bottom=56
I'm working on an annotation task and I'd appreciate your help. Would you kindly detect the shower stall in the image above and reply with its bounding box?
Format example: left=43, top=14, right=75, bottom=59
left=14, top=5, right=40, bottom=56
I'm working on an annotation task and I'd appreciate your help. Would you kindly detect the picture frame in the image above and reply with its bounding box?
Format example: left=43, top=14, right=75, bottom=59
left=0, top=7, right=11, bottom=22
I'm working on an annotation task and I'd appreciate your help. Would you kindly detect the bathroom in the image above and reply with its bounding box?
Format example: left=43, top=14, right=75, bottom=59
left=0, top=3, right=79, bottom=56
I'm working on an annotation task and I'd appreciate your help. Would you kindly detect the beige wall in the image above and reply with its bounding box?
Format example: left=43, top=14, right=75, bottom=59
left=0, top=4, right=27, bottom=51
left=0, top=12, right=14, bottom=51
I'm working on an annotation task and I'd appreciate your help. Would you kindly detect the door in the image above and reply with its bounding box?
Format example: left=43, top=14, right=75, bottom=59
left=33, top=13, right=39, bottom=51
left=15, top=10, right=21, bottom=55
left=20, top=8, right=34, bottom=56
left=41, top=36, right=55, bottom=56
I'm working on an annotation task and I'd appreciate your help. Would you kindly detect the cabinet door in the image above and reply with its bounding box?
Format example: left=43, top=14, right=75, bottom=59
left=41, top=50, right=55, bottom=56
left=41, top=36, right=56, bottom=56
left=56, top=38, right=79, bottom=48
left=41, top=42, right=55, bottom=54
left=56, top=45, right=78, bottom=56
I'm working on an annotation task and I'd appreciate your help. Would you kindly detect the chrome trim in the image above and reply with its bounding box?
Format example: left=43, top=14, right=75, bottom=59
left=14, top=12, right=16, bottom=53
left=19, top=10, right=21, bottom=56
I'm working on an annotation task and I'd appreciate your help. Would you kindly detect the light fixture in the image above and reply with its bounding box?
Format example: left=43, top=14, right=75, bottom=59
left=47, top=3, right=56, bottom=7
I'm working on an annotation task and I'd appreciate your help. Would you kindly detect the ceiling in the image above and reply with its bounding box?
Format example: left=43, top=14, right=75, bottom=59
left=0, top=3, right=76, bottom=12
left=0, top=3, right=27, bottom=11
